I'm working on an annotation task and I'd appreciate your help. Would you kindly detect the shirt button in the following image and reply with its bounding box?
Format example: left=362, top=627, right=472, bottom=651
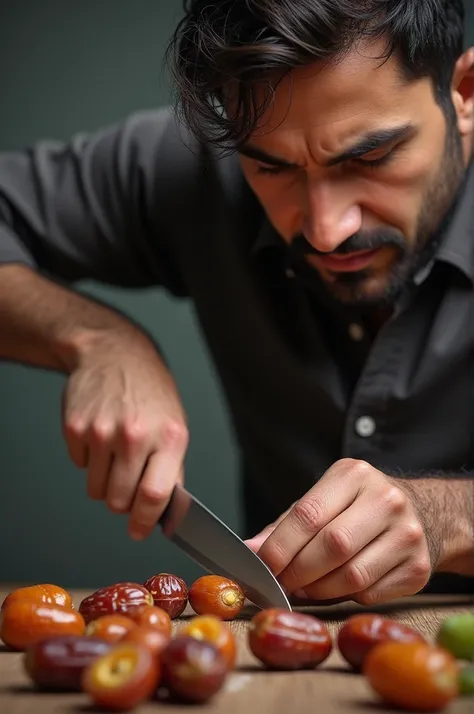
left=355, top=416, right=376, bottom=438
left=285, top=268, right=295, bottom=279
left=349, top=323, right=364, bottom=342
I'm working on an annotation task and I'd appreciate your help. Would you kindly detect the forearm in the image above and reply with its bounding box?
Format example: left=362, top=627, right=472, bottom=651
left=393, top=473, right=474, bottom=576
left=0, top=264, right=147, bottom=373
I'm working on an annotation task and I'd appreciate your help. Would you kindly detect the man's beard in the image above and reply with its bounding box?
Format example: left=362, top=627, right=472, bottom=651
left=285, top=122, right=467, bottom=308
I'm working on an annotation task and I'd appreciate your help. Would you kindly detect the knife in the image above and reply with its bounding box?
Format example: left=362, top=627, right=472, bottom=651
left=158, top=484, right=291, bottom=611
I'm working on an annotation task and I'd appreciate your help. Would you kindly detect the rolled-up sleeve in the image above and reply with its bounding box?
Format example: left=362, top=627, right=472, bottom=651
left=0, top=108, right=186, bottom=294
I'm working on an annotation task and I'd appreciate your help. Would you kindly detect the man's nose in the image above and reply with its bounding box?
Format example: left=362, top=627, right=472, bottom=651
left=302, top=178, right=362, bottom=253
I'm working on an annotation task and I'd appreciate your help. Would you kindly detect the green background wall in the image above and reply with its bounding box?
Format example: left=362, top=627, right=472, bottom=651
left=1, top=1, right=473, bottom=589
left=0, top=0, right=240, bottom=589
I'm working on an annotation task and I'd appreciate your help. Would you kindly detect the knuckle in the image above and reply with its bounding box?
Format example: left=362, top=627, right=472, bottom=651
left=323, top=525, right=355, bottom=560
left=345, top=561, right=372, bottom=591
left=355, top=588, right=381, bottom=607
left=383, top=485, right=407, bottom=515
left=64, top=413, right=87, bottom=437
left=107, top=496, right=130, bottom=514
left=403, top=520, right=425, bottom=546
left=139, top=483, right=170, bottom=506
left=410, top=556, right=431, bottom=584
left=91, top=418, right=114, bottom=442
left=292, top=497, right=324, bottom=534
left=351, top=459, right=373, bottom=479
left=161, top=419, right=189, bottom=450
left=121, top=417, right=148, bottom=446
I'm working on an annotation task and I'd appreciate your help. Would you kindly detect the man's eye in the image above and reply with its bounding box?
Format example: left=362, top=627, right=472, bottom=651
left=354, top=151, right=393, bottom=168
left=256, top=164, right=289, bottom=176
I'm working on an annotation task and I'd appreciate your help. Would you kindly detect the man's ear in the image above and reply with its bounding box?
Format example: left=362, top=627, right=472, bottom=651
left=451, top=47, right=474, bottom=136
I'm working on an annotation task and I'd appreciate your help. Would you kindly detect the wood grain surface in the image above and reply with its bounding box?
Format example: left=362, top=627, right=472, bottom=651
left=1, top=587, right=473, bottom=714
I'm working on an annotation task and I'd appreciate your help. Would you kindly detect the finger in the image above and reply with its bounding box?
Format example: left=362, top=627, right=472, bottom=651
left=297, top=531, right=404, bottom=602
left=244, top=504, right=295, bottom=553
left=105, top=424, right=151, bottom=513
left=63, top=414, right=89, bottom=469
left=278, top=489, right=388, bottom=593
left=245, top=526, right=277, bottom=553
left=257, top=461, right=360, bottom=576
left=85, top=421, right=114, bottom=501
left=127, top=450, right=183, bottom=540
left=351, top=555, right=432, bottom=607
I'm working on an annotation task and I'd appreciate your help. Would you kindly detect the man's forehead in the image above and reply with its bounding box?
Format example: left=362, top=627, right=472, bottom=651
left=246, top=40, right=422, bottom=137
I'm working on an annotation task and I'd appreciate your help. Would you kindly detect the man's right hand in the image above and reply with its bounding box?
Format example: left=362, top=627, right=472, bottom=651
left=61, top=328, right=188, bottom=540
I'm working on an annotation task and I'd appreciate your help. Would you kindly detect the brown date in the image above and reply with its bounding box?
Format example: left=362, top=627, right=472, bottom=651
left=338, top=613, right=426, bottom=670
left=79, top=583, right=153, bottom=624
left=0, top=601, right=85, bottom=651
left=24, top=635, right=112, bottom=690
left=248, top=608, right=332, bottom=670
left=161, top=636, right=228, bottom=703
left=143, top=574, right=187, bottom=619
left=188, top=575, right=244, bottom=620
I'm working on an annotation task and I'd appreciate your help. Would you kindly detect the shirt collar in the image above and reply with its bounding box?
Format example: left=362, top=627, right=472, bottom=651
left=434, top=160, right=474, bottom=284
left=252, top=161, right=474, bottom=285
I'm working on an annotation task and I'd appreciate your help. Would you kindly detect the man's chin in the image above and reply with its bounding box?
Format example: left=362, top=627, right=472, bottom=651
left=324, top=274, right=402, bottom=308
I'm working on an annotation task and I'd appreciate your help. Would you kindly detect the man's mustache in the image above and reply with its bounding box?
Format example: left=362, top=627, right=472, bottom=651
left=287, top=231, right=406, bottom=262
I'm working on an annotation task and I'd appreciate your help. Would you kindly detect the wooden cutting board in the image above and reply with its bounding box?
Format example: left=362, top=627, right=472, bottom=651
left=1, top=587, right=473, bottom=713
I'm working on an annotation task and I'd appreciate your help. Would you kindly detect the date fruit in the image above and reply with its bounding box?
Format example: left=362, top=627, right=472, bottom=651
left=121, top=626, right=169, bottom=656
left=188, top=575, right=244, bottom=620
left=143, top=574, right=187, bottom=619
left=338, top=613, right=425, bottom=669
left=161, top=636, right=228, bottom=703
left=82, top=642, right=160, bottom=711
left=0, top=601, right=85, bottom=651
left=436, top=612, right=474, bottom=662
left=180, top=615, right=236, bottom=669
left=2, top=584, right=74, bottom=611
left=86, top=615, right=137, bottom=643
left=248, top=608, right=332, bottom=670
left=24, top=635, right=112, bottom=690
left=364, top=641, right=459, bottom=712
left=128, top=605, right=172, bottom=637
left=79, top=583, right=153, bottom=624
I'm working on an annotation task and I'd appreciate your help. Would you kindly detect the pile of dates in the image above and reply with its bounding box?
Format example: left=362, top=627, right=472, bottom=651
left=1, top=573, right=473, bottom=712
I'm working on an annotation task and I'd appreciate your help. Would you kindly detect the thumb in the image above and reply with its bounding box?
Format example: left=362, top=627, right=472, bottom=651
left=245, top=524, right=277, bottom=553
left=244, top=502, right=296, bottom=553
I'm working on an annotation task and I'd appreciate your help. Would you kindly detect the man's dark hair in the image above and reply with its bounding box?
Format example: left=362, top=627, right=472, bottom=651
left=166, top=0, right=465, bottom=152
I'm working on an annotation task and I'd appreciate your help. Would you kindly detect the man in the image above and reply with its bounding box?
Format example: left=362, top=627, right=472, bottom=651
left=0, top=0, right=473, bottom=602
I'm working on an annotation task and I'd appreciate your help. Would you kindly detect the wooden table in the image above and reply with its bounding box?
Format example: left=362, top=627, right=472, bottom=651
left=1, top=587, right=473, bottom=713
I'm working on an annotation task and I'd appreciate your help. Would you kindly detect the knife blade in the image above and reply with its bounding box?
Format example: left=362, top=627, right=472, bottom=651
left=158, top=484, right=291, bottom=611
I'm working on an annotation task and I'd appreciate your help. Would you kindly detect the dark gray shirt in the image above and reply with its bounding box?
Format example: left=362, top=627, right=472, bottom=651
left=1, top=108, right=473, bottom=593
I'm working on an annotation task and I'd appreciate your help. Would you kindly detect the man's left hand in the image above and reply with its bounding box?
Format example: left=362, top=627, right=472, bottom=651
left=245, top=459, right=432, bottom=605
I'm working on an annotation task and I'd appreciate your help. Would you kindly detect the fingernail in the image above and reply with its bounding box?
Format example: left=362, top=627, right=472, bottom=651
left=129, top=529, right=144, bottom=541
left=293, top=589, right=308, bottom=599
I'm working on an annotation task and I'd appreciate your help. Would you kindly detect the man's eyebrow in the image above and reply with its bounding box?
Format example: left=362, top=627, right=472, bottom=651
left=238, top=124, right=415, bottom=169
left=327, top=124, right=415, bottom=166
left=237, top=144, right=300, bottom=168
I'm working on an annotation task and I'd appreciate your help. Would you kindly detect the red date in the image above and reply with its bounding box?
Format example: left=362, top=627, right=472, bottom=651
left=338, top=614, right=425, bottom=670
left=79, top=583, right=153, bottom=624
left=143, top=574, right=187, bottom=619
left=161, top=636, right=228, bottom=703
left=24, top=635, right=112, bottom=691
left=248, top=608, right=332, bottom=670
